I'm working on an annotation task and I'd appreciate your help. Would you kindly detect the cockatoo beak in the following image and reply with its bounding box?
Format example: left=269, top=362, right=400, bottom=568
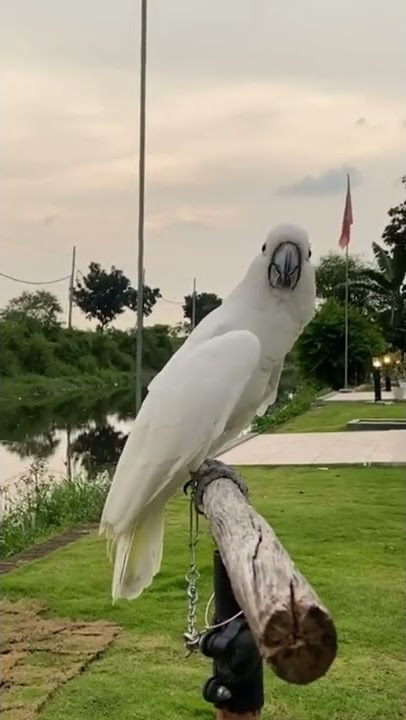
left=268, top=242, right=301, bottom=290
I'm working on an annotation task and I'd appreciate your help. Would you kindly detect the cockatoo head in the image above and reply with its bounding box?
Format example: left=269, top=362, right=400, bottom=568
left=238, top=223, right=316, bottom=329
left=261, top=223, right=313, bottom=293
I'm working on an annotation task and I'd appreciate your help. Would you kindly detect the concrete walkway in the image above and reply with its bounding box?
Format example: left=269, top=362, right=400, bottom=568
left=217, top=430, right=406, bottom=466
left=321, top=390, right=398, bottom=403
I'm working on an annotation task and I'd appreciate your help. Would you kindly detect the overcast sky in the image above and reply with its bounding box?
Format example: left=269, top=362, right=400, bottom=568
left=1, top=0, right=405, bottom=328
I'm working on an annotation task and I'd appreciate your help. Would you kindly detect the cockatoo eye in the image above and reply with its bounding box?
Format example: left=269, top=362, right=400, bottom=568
left=261, top=243, right=266, bottom=253
left=308, top=248, right=312, bottom=260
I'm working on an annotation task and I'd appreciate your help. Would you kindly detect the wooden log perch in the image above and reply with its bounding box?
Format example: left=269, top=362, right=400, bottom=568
left=199, top=469, right=337, bottom=686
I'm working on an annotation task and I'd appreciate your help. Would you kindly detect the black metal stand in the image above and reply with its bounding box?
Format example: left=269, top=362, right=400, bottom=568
left=373, top=369, right=382, bottom=402
left=199, top=551, right=264, bottom=715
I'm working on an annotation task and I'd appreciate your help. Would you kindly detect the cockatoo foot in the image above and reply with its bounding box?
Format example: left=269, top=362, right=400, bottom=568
left=188, top=458, right=248, bottom=513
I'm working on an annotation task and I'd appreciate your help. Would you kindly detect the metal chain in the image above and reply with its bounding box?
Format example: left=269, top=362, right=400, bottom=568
left=183, top=490, right=201, bottom=654
left=183, top=488, right=243, bottom=656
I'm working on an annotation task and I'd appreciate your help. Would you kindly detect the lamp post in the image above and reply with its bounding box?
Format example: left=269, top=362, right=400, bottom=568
left=372, top=358, right=382, bottom=402
left=383, top=354, right=392, bottom=392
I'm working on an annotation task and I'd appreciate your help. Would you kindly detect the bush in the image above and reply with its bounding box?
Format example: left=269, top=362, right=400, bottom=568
left=21, top=332, right=59, bottom=375
left=296, top=299, right=385, bottom=389
left=0, top=348, right=20, bottom=377
left=252, top=382, right=321, bottom=433
left=0, top=317, right=175, bottom=382
left=0, top=462, right=111, bottom=558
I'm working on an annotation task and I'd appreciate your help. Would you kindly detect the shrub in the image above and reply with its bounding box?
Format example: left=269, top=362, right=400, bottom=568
left=252, top=382, right=321, bottom=433
left=0, top=462, right=111, bottom=558
left=296, top=299, right=385, bottom=389
left=0, top=317, right=175, bottom=382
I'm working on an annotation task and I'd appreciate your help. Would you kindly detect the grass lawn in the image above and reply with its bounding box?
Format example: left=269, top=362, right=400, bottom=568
left=277, top=401, right=406, bottom=433
left=2, top=466, right=404, bottom=720
left=0, top=371, right=132, bottom=404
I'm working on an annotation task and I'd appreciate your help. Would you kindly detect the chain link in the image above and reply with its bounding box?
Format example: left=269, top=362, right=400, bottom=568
left=183, top=490, right=201, bottom=654
left=183, top=487, right=243, bottom=656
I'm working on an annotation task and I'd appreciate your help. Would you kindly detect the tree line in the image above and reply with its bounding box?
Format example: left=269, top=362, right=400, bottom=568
left=1, top=178, right=404, bottom=389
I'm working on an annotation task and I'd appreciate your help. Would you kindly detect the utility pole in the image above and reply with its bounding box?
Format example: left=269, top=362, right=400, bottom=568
left=191, top=277, right=197, bottom=331
left=68, top=245, right=76, bottom=330
left=135, top=0, right=148, bottom=415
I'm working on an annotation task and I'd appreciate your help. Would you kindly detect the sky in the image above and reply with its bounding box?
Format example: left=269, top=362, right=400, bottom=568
left=1, top=0, right=405, bottom=328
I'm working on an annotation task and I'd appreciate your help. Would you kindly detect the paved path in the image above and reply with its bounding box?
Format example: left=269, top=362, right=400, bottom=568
left=217, top=430, right=406, bottom=466
left=321, top=390, right=399, bottom=402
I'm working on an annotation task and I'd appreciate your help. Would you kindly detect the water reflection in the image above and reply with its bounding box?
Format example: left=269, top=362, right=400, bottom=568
left=7, top=432, right=61, bottom=461
left=0, top=386, right=145, bottom=493
left=1, top=367, right=297, bottom=498
left=71, top=424, right=128, bottom=476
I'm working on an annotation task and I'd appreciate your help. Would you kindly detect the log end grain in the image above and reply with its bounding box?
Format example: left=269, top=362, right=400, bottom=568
left=263, top=604, right=337, bottom=685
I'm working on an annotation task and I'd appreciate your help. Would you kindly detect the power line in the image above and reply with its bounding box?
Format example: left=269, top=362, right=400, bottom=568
left=160, top=296, right=183, bottom=305
left=0, top=271, right=71, bottom=285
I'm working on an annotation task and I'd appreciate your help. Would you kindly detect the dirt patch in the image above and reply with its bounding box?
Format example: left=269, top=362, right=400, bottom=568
left=1, top=598, right=119, bottom=718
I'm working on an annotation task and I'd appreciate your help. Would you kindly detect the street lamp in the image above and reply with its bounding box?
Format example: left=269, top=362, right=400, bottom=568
left=372, top=357, right=382, bottom=402
left=382, top=354, right=392, bottom=392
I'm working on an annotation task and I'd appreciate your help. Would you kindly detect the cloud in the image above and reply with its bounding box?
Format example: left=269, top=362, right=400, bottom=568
left=42, top=214, right=58, bottom=226
left=278, top=165, right=363, bottom=197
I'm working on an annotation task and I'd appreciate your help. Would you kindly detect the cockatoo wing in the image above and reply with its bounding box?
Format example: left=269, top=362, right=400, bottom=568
left=101, top=329, right=261, bottom=536
left=100, top=329, right=261, bottom=600
left=255, top=359, right=284, bottom=417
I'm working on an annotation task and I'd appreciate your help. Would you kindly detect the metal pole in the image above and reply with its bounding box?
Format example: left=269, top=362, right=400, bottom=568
left=66, top=422, right=72, bottom=481
left=191, top=277, right=197, bottom=331
left=344, top=244, right=349, bottom=388
left=135, top=0, right=148, bottom=415
left=200, top=550, right=264, bottom=718
left=68, top=245, right=76, bottom=330
left=373, top=369, right=382, bottom=402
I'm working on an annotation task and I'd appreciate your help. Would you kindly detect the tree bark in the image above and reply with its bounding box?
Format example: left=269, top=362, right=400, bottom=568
left=201, top=477, right=337, bottom=686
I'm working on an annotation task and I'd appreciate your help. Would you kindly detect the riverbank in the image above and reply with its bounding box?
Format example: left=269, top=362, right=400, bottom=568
left=0, top=371, right=133, bottom=404
left=1, top=465, right=109, bottom=558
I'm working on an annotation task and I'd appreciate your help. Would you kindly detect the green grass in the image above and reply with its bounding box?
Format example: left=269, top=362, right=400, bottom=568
left=0, top=370, right=132, bottom=403
left=2, top=466, right=404, bottom=720
left=277, top=401, right=406, bottom=433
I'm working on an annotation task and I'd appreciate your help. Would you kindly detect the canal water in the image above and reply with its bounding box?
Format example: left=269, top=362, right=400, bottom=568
left=0, top=387, right=137, bottom=504
left=0, top=365, right=296, bottom=508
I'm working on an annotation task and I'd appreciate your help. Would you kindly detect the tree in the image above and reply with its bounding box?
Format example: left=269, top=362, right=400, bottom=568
left=73, top=262, right=161, bottom=330
left=1, top=290, right=62, bottom=330
left=126, top=286, right=161, bottom=317
left=361, top=242, right=406, bottom=352
left=382, top=176, right=406, bottom=252
left=183, top=292, right=222, bottom=327
left=315, top=253, right=385, bottom=313
left=297, top=298, right=385, bottom=389
left=73, top=263, right=130, bottom=330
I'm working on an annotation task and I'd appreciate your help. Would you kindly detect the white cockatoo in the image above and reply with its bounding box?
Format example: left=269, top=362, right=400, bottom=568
left=100, top=223, right=316, bottom=601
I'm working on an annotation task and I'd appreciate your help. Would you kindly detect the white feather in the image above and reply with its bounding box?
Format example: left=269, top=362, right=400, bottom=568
left=100, top=330, right=261, bottom=599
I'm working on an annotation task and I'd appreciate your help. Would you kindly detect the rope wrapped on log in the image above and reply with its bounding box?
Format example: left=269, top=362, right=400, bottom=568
left=192, top=459, right=337, bottom=686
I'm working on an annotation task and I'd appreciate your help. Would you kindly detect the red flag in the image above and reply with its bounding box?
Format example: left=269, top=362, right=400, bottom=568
left=339, top=174, right=353, bottom=249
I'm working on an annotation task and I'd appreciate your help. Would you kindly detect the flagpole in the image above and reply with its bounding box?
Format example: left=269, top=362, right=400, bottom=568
left=135, top=0, right=147, bottom=415
left=339, top=172, right=352, bottom=391
left=344, top=243, right=349, bottom=389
